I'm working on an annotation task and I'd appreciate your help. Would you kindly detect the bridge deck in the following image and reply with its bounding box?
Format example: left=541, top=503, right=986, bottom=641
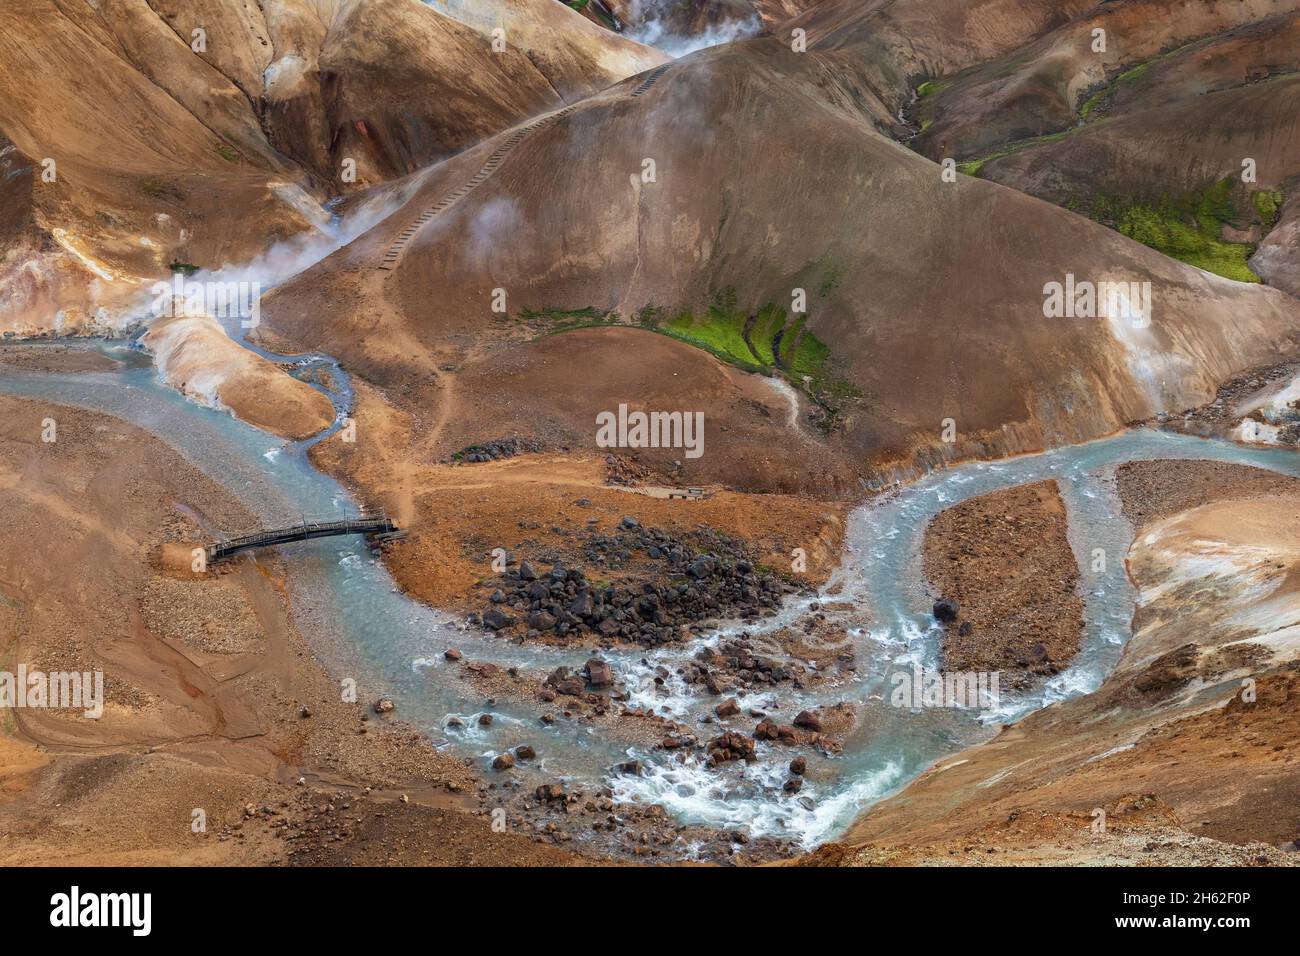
left=207, top=516, right=400, bottom=562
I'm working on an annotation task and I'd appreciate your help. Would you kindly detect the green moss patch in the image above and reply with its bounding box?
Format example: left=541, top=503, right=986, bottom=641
left=523, top=290, right=860, bottom=432
left=1252, top=189, right=1284, bottom=227
left=663, top=291, right=860, bottom=430
left=1078, top=39, right=1204, bottom=121
left=956, top=127, right=1075, bottom=177
left=913, top=80, right=951, bottom=130
left=661, top=294, right=767, bottom=371
left=1079, top=61, right=1152, bottom=120
left=1084, top=179, right=1267, bottom=282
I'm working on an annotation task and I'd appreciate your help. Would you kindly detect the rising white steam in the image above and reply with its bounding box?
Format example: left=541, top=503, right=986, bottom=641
left=624, top=2, right=763, bottom=57
left=184, top=178, right=422, bottom=300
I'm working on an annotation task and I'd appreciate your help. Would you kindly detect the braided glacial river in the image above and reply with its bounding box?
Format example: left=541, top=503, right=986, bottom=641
left=6, top=342, right=1300, bottom=855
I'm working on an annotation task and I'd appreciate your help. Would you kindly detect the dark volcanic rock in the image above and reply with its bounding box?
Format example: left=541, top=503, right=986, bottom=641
left=545, top=667, right=587, bottom=697
left=474, top=523, right=803, bottom=647
left=584, top=657, right=614, bottom=687
left=535, top=783, right=566, bottom=802
left=482, top=608, right=515, bottom=630
left=754, top=719, right=796, bottom=743
left=570, top=589, right=594, bottom=617
left=707, top=731, right=757, bottom=764
left=452, top=436, right=540, bottom=464
left=933, top=598, right=960, bottom=623
left=793, top=710, right=823, bottom=732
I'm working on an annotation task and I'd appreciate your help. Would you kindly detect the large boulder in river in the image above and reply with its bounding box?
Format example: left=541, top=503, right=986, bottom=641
left=584, top=657, right=614, bottom=688
left=527, top=610, right=557, bottom=631
left=754, top=719, right=796, bottom=743
left=793, top=710, right=823, bottom=732
left=707, top=731, right=757, bottom=764
left=546, top=666, right=586, bottom=696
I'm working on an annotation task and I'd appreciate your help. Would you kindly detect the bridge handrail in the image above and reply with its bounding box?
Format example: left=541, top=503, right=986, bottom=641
left=208, top=513, right=397, bottom=554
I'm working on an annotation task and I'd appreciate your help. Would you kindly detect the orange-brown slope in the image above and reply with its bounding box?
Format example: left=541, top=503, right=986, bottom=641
left=973, top=77, right=1300, bottom=206
left=0, top=0, right=665, bottom=333
left=0, top=0, right=322, bottom=332
left=793, top=0, right=1101, bottom=120
left=824, top=464, right=1300, bottom=863
left=401, top=324, right=845, bottom=494
left=306, top=374, right=848, bottom=616
left=140, top=0, right=667, bottom=187
left=264, top=37, right=1300, bottom=490
left=924, top=480, right=1085, bottom=685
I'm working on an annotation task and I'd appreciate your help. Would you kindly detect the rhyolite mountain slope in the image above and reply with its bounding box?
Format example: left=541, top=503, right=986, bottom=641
left=5, top=0, right=1300, bottom=869
left=261, top=33, right=1300, bottom=494
left=0, top=0, right=663, bottom=334
left=9, top=0, right=1298, bottom=493
left=889, top=2, right=1300, bottom=285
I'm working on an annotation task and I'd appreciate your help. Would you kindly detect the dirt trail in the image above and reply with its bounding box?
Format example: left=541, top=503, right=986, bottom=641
left=378, top=102, right=583, bottom=273
left=309, top=379, right=847, bottom=618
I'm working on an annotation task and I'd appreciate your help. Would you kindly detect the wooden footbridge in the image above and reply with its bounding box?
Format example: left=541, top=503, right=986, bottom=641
left=206, top=512, right=403, bottom=563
